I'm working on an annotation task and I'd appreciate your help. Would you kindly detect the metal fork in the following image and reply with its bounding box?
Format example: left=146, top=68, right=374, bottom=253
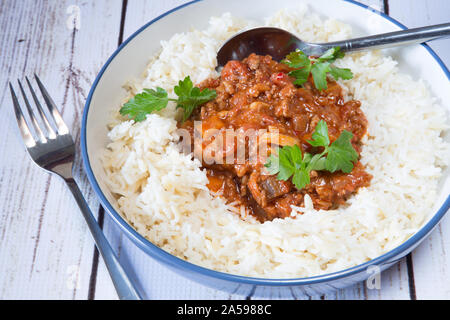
left=9, top=75, right=142, bottom=300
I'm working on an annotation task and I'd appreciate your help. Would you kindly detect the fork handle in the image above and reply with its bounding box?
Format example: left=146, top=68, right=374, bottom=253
left=66, top=179, right=142, bottom=300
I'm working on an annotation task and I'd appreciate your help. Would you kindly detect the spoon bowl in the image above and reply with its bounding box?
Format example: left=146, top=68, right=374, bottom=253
left=217, top=27, right=301, bottom=67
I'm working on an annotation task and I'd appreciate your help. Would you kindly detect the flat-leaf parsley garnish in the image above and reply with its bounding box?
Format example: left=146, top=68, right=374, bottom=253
left=282, top=47, right=353, bottom=91
left=120, top=76, right=216, bottom=122
left=264, top=120, right=358, bottom=190
left=119, top=87, right=169, bottom=122
left=173, top=76, right=217, bottom=122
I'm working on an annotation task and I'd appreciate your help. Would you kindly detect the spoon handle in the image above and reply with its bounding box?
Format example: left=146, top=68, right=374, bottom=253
left=312, top=23, right=450, bottom=55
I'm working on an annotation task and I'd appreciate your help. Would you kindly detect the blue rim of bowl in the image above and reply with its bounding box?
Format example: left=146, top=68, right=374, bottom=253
left=81, top=0, right=450, bottom=286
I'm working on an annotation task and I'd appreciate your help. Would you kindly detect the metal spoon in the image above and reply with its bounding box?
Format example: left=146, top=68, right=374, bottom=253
left=217, top=23, right=450, bottom=67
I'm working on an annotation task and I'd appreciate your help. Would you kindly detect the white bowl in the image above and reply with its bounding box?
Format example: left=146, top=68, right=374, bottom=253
left=81, top=0, right=450, bottom=295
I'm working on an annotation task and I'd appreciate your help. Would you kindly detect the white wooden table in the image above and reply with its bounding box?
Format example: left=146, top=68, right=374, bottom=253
left=0, top=0, right=449, bottom=300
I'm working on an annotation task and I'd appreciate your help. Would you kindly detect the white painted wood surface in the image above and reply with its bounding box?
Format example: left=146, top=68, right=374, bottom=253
left=0, top=0, right=123, bottom=299
left=0, top=0, right=448, bottom=300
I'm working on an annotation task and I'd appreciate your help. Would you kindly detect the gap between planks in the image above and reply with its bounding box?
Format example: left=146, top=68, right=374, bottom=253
left=86, top=0, right=129, bottom=300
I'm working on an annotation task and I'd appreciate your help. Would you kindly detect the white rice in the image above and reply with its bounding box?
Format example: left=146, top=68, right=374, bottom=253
left=101, top=6, right=449, bottom=278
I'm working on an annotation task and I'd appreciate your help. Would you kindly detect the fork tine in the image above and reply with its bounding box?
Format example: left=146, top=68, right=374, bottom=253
left=9, top=83, right=37, bottom=148
left=25, top=77, right=57, bottom=139
left=33, top=74, right=69, bottom=135
left=17, top=80, right=47, bottom=143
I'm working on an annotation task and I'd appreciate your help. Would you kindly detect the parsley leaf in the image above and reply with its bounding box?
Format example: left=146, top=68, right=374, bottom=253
left=265, top=154, right=281, bottom=175
left=282, top=50, right=311, bottom=69
left=282, top=46, right=353, bottom=91
left=317, top=47, right=345, bottom=63
left=292, top=169, right=310, bottom=191
left=282, top=50, right=312, bottom=86
left=308, top=154, right=327, bottom=171
left=311, top=62, right=331, bottom=91
left=308, top=120, right=330, bottom=147
left=308, top=120, right=358, bottom=173
left=120, top=88, right=169, bottom=122
left=329, top=67, right=354, bottom=81
left=264, top=120, right=359, bottom=190
left=174, top=76, right=217, bottom=122
left=265, top=144, right=312, bottom=189
left=119, top=76, right=216, bottom=122
left=289, top=67, right=311, bottom=86
left=325, top=130, right=358, bottom=173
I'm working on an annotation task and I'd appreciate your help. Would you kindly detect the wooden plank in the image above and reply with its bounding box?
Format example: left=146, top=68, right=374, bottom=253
left=360, top=0, right=386, bottom=10
left=386, top=0, right=450, bottom=300
left=0, top=0, right=123, bottom=299
left=387, top=0, right=450, bottom=66
left=321, top=260, right=411, bottom=300
left=122, top=0, right=189, bottom=41
left=411, top=219, right=450, bottom=299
